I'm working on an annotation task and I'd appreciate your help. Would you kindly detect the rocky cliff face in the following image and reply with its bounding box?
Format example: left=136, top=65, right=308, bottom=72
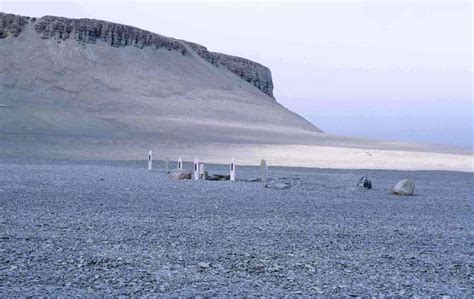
left=184, top=42, right=273, bottom=97
left=0, top=13, right=31, bottom=38
left=0, top=12, right=274, bottom=97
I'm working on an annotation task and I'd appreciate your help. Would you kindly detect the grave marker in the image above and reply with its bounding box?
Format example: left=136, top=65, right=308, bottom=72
left=165, top=157, right=170, bottom=174
left=148, top=151, right=153, bottom=170
left=230, top=158, right=236, bottom=181
left=194, top=159, right=199, bottom=180
left=260, top=159, right=267, bottom=183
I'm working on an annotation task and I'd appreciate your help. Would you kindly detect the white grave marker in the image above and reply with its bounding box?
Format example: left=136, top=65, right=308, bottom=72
left=178, top=157, right=183, bottom=170
left=148, top=151, right=153, bottom=170
left=260, top=159, right=267, bottom=183
left=230, top=158, right=236, bottom=181
left=194, top=159, right=199, bottom=180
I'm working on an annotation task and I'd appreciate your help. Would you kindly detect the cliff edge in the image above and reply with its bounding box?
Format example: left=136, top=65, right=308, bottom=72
left=0, top=12, right=274, bottom=97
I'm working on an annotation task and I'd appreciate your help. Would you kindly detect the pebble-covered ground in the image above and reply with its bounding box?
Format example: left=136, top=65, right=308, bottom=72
left=0, top=159, right=472, bottom=296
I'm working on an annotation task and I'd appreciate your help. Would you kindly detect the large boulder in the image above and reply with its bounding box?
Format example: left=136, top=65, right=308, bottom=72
left=168, top=169, right=192, bottom=180
left=391, top=179, right=415, bottom=196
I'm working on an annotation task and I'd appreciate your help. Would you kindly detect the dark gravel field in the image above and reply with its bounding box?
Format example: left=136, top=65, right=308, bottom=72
left=1, top=159, right=472, bottom=296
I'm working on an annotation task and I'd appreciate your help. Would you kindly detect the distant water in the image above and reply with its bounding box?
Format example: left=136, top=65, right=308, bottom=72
left=281, top=97, right=473, bottom=150
left=303, top=112, right=473, bottom=149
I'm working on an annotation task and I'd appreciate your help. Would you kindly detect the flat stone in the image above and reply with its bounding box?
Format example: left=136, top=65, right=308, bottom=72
left=265, top=182, right=290, bottom=190
left=197, top=262, right=210, bottom=269
left=168, top=169, right=192, bottom=180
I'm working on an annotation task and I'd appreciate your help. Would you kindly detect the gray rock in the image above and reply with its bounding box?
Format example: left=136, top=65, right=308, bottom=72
left=207, top=174, right=230, bottom=181
left=357, top=176, right=372, bottom=189
left=391, top=179, right=415, bottom=196
left=168, top=169, right=192, bottom=180
left=197, top=262, right=210, bottom=269
left=265, top=182, right=290, bottom=190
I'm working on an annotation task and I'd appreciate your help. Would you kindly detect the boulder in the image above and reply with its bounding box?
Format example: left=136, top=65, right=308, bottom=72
left=168, top=169, right=192, bottom=180
left=391, top=179, right=415, bottom=196
left=357, top=176, right=372, bottom=189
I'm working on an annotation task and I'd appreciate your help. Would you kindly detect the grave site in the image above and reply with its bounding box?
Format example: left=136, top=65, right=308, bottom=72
left=0, top=12, right=473, bottom=297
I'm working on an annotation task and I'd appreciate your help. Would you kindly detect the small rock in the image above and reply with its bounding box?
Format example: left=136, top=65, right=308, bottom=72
left=243, top=178, right=261, bottom=182
left=265, top=182, right=290, bottom=190
left=357, top=176, right=372, bottom=189
left=168, top=169, right=193, bottom=180
left=391, top=179, right=415, bottom=196
left=207, top=174, right=230, bottom=181
left=197, top=262, right=210, bottom=269
left=304, top=264, right=316, bottom=272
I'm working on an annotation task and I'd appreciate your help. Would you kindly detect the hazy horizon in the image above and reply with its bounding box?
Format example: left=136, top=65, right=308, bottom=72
left=1, top=0, right=472, bottom=148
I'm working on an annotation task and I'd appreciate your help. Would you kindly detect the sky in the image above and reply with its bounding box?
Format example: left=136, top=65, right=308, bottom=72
left=1, top=0, right=472, bottom=148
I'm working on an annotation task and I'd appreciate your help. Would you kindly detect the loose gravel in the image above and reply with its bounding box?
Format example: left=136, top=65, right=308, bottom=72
left=0, top=159, right=472, bottom=296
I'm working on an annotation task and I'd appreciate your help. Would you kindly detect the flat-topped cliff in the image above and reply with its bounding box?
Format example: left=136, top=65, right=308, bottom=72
left=0, top=13, right=274, bottom=97
left=0, top=11, right=322, bottom=155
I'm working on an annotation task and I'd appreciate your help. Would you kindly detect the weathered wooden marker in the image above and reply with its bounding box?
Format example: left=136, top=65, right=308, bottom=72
left=165, top=157, right=170, bottom=174
left=199, top=163, right=206, bottom=180
left=194, top=159, right=199, bottom=180
left=230, top=158, right=236, bottom=181
left=148, top=151, right=153, bottom=170
left=178, top=157, right=183, bottom=170
left=260, top=159, right=267, bottom=183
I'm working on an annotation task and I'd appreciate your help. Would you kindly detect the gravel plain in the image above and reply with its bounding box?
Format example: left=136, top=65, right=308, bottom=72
left=0, top=159, right=472, bottom=296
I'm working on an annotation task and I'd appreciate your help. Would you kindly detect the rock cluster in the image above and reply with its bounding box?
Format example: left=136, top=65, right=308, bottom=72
left=0, top=12, right=275, bottom=97
left=168, top=169, right=192, bottom=180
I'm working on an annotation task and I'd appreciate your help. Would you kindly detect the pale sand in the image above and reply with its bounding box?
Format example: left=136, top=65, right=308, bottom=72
left=49, top=142, right=470, bottom=173
left=146, top=144, right=473, bottom=173
left=1, top=133, right=471, bottom=172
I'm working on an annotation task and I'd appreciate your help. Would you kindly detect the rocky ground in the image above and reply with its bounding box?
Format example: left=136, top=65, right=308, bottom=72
left=0, top=159, right=472, bottom=296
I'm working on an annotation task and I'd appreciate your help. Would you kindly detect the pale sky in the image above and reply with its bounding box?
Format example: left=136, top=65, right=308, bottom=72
left=1, top=0, right=472, bottom=148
